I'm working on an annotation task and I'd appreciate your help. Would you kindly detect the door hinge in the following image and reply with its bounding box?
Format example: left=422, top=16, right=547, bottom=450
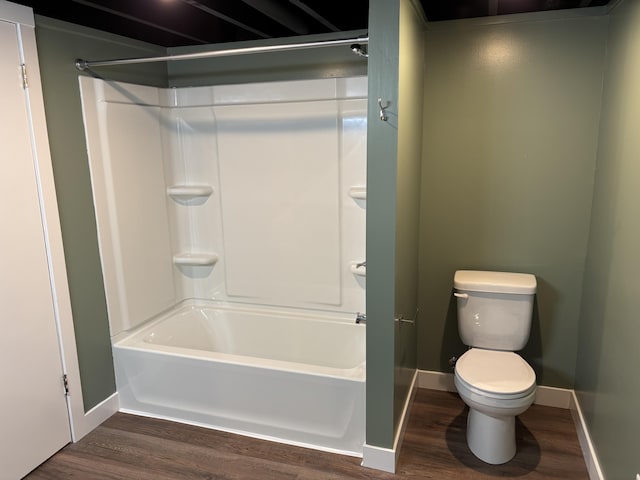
left=21, top=63, right=28, bottom=89
left=63, top=374, right=69, bottom=396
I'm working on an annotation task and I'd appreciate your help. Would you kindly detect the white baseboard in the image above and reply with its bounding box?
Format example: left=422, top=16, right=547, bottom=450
left=570, top=391, right=604, bottom=480
left=417, top=369, right=455, bottom=392
left=418, top=370, right=604, bottom=479
left=77, top=373, right=604, bottom=480
left=362, top=443, right=396, bottom=473
left=394, top=370, right=418, bottom=467
left=69, top=392, right=119, bottom=442
left=534, top=384, right=572, bottom=409
left=417, top=370, right=572, bottom=409
left=362, top=369, right=418, bottom=473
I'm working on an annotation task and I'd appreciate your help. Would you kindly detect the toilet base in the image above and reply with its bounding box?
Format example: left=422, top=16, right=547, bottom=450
left=467, top=408, right=516, bottom=465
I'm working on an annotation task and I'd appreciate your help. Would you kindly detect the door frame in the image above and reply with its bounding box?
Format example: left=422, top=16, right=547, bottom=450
left=1, top=0, right=118, bottom=442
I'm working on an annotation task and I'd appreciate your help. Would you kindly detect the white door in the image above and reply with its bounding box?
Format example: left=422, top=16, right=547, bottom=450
left=0, top=19, right=72, bottom=479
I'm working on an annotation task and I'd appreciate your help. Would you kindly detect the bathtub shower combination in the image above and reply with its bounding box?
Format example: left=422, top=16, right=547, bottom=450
left=79, top=76, right=368, bottom=455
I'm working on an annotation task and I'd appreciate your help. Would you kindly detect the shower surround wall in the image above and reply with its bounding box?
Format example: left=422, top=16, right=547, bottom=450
left=79, top=75, right=367, bottom=454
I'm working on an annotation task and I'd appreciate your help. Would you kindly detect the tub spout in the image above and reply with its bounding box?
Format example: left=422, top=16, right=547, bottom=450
left=356, top=312, right=366, bottom=324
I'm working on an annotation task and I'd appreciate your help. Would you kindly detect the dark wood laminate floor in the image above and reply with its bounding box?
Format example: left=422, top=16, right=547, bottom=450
left=26, top=389, right=589, bottom=479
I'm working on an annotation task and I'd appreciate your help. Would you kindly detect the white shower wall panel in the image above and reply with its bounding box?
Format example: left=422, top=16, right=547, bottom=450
left=173, top=78, right=340, bottom=106
left=80, top=76, right=367, bottom=335
left=80, top=78, right=176, bottom=335
left=215, top=100, right=342, bottom=307
left=168, top=78, right=367, bottom=314
left=163, top=107, right=223, bottom=301
left=339, top=100, right=368, bottom=294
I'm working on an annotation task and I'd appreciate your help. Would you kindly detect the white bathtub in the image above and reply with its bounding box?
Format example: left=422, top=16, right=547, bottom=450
left=112, top=300, right=366, bottom=456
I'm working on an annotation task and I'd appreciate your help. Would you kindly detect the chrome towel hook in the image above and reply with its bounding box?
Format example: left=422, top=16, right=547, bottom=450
left=378, top=98, right=389, bottom=121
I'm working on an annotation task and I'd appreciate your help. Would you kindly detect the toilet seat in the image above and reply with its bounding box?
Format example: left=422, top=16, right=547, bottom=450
left=455, top=348, right=536, bottom=399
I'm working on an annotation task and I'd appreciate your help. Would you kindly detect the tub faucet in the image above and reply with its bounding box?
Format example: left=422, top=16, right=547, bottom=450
left=356, top=312, right=366, bottom=324
left=356, top=261, right=366, bottom=269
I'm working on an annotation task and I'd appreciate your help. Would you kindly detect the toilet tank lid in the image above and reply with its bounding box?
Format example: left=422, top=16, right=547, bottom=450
left=454, top=270, right=537, bottom=295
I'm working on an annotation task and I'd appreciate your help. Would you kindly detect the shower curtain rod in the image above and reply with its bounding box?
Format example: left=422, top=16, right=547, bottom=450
left=75, top=36, right=369, bottom=71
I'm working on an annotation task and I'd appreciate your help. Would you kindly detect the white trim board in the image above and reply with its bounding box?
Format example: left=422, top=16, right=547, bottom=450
left=0, top=0, right=35, bottom=26
left=362, top=370, right=418, bottom=473
left=418, top=370, right=604, bottom=479
left=417, top=370, right=572, bottom=409
left=362, top=444, right=395, bottom=474
left=570, top=391, right=604, bottom=480
left=70, top=393, right=119, bottom=441
left=8, top=6, right=119, bottom=445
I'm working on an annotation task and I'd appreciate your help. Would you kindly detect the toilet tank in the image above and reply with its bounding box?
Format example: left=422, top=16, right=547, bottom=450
left=454, top=270, right=537, bottom=351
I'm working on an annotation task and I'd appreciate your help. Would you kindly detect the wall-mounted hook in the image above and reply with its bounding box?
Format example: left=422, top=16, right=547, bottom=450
left=378, top=98, right=389, bottom=121
left=350, top=43, right=368, bottom=58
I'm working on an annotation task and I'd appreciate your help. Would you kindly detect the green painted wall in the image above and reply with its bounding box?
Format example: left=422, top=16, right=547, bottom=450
left=28, top=3, right=640, bottom=474
left=364, top=0, right=400, bottom=449
left=418, top=13, right=607, bottom=388
left=575, top=1, right=640, bottom=477
left=366, top=0, right=425, bottom=449
left=33, top=16, right=167, bottom=410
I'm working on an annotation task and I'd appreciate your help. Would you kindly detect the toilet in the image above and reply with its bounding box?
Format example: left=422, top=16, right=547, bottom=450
left=453, top=270, right=537, bottom=465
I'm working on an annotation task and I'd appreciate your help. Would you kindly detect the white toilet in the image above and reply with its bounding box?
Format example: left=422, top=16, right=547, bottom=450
left=453, top=270, right=537, bottom=465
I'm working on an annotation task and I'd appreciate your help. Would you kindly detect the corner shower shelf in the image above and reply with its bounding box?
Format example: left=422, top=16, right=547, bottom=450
left=167, top=185, right=213, bottom=200
left=173, top=253, right=218, bottom=266
left=348, top=186, right=366, bottom=200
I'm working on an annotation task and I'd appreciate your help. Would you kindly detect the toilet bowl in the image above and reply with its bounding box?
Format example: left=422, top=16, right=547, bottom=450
left=452, top=270, right=538, bottom=465
left=454, top=348, right=536, bottom=464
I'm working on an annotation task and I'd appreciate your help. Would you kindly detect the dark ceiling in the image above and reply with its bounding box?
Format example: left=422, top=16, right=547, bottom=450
left=11, top=0, right=611, bottom=48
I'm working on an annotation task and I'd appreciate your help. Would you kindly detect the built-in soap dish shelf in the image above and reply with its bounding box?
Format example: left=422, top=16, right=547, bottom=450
left=348, top=186, right=366, bottom=200
left=167, top=185, right=213, bottom=201
left=173, top=253, right=218, bottom=266
left=350, top=261, right=366, bottom=277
